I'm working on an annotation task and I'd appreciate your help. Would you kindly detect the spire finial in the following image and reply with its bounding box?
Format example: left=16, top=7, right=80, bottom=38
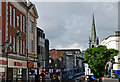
left=92, top=14, right=95, bottom=25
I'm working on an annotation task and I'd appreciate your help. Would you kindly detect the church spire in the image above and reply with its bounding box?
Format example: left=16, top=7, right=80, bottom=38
left=92, top=14, right=95, bottom=25
left=91, top=14, right=96, bottom=41
left=89, top=14, right=99, bottom=48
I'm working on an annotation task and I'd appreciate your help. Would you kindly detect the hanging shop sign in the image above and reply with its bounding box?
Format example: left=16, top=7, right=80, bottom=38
left=28, top=62, right=34, bottom=68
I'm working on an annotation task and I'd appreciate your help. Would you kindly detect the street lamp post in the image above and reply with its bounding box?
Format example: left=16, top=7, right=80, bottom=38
left=26, top=49, right=29, bottom=82
left=1, top=39, right=13, bottom=82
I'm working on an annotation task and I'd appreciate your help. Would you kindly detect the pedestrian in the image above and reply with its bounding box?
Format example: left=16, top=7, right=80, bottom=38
left=40, top=73, right=45, bottom=82
left=119, top=74, right=120, bottom=82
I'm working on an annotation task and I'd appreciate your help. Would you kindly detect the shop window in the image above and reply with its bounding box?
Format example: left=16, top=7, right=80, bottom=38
left=17, top=68, right=22, bottom=79
left=13, top=68, right=17, bottom=80
left=13, top=68, right=22, bottom=81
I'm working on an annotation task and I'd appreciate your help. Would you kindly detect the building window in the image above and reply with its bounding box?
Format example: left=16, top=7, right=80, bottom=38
left=30, top=20, right=33, bottom=33
left=13, top=37, right=15, bottom=52
left=92, top=45, right=94, bottom=48
left=40, top=37, right=42, bottom=46
left=32, top=40, right=33, bottom=52
left=17, top=16, right=19, bottom=27
left=0, top=2, right=1, bottom=16
left=23, top=42, right=25, bottom=55
left=23, top=16, right=25, bottom=32
left=21, top=40, right=22, bottom=54
left=38, top=37, right=41, bottom=46
left=9, top=36, right=12, bottom=43
left=13, top=9, right=15, bottom=28
left=17, top=37, right=19, bottom=53
left=0, top=31, right=1, bottom=45
left=29, top=40, right=33, bottom=53
left=20, top=14, right=22, bottom=31
left=10, top=6, right=12, bottom=26
left=40, top=38, right=45, bottom=47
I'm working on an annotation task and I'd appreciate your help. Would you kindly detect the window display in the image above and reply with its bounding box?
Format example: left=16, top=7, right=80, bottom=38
left=13, top=68, right=22, bottom=81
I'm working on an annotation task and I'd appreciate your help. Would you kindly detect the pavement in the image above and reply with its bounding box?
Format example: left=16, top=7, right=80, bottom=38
left=80, top=78, right=119, bottom=82
left=61, top=77, right=119, bottom=82
left=103, top=78, right=119, bottom=82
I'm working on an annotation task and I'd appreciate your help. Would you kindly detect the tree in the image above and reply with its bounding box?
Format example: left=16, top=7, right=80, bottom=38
left=84, top=45, right=119, bottom=79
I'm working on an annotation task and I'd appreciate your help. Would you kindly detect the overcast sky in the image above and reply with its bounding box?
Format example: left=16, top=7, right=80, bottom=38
left=30, top=1, right=118, bottom=51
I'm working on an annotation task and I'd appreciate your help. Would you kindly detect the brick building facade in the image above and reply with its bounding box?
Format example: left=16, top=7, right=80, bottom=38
left=1, top=1, right=28, bottom=81
left=0, top=0, right=49, bottom=81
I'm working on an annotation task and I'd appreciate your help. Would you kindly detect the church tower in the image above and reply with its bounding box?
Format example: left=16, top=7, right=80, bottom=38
left=89, top=14, right=99, bottom=48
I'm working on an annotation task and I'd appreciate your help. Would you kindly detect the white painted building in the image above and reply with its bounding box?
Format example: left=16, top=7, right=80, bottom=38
left=100, top=31, right=120, bottom=51
left=100, top=31, right=120, bottom=71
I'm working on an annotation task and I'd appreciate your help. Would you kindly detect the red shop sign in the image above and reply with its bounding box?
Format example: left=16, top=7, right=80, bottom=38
left=28, top=62, right=34, bottom=68
left=0, top=60, right=7, bottom=65
left=13, top=62, right=22, bottom=66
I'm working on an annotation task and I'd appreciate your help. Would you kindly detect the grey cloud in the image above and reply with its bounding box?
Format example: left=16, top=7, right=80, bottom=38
left=35, top=2, right=118, bottom=50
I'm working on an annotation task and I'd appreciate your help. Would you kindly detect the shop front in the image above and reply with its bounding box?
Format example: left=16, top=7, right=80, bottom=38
left=28, top=61, right=38, bottom=82
left=0, top=57, right=7, bottom=82
left=8, top=58, right=27, bottom=82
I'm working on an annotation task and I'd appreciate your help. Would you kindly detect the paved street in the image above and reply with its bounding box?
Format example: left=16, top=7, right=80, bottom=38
left=80, top=79, right=119, bottom=82
left=103, top=78, right=119, bottom=82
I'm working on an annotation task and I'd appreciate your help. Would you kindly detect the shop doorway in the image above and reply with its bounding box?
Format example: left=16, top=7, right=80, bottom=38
left=8, top=68, right=27, bottom=82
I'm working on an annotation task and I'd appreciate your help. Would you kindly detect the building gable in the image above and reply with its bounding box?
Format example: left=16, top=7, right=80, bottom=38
left=29, top=4, right=38, bottom=19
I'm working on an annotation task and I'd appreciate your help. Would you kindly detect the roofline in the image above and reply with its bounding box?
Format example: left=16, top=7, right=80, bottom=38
left=101, top=35, right=120, bottom=42
left=56, top=49, right=81, bottom=52
left=37, top=27, right=44, bottom=32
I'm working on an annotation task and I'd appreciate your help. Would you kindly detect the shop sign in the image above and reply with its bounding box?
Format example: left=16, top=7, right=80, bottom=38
left=34, top=62, right=37, bottom=68
left=13, top=62, right=22, bottom=66
left=40, top=61, right=42, bottom=67
left=0, top=60, right=7, bottom=65
left=28, top=62, right=34, bottom=68
left=8, top=58, right=27, bottom=68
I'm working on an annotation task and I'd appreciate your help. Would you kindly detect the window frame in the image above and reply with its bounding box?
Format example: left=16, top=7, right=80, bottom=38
left=13, top=8, right=15, bottom=28
left=10, top=6, right=12, bottom=26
